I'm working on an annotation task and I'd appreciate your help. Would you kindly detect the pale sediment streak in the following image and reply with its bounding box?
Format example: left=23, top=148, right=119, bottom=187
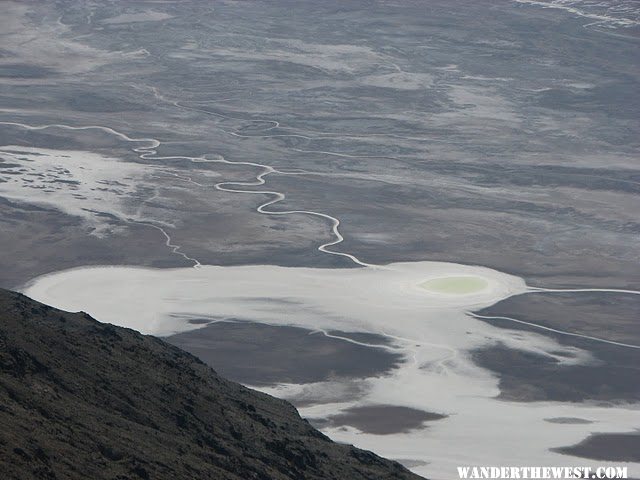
left=527, top=286, right=640, bottom=295
left=513, top=0, right=640, bottom=29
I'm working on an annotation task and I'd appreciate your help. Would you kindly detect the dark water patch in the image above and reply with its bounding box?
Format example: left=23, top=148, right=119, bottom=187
left=478, top=291, right=640, bottom=345
left=473, top=291, right=640, bottom=403
left=544, top=417, right=594, bottom=424
left=471, top=342, right=640, bottom=403
left=165, top=321, right=403, bottom=386
left=553, top=432, right=640, bottom=462
left=186, top=318, right=212, bottom=325
left=310, top=405, right=446, bottom=435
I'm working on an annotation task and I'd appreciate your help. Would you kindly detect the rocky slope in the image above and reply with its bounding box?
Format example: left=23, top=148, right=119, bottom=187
left=0, top=289, right=422, bottom=480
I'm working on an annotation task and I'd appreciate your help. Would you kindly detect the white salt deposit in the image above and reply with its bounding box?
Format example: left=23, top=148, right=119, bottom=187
left=22, top=261, right=640, bottom=479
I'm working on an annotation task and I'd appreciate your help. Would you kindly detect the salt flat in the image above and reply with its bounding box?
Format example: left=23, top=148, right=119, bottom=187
left=22, top=262, right=640, bottom=478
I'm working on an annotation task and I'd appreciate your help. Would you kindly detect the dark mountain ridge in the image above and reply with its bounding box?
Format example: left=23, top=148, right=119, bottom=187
left=0, top=289, right=423, bottom=480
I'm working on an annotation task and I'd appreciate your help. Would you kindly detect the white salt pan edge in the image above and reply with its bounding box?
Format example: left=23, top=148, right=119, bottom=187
left=23, top=261, right=525, bottom=336
left=22, top=262, right=640, bottom=479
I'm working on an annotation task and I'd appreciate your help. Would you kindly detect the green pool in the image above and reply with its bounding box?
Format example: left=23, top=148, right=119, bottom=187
left=420, top=276, right=488, bottom=294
